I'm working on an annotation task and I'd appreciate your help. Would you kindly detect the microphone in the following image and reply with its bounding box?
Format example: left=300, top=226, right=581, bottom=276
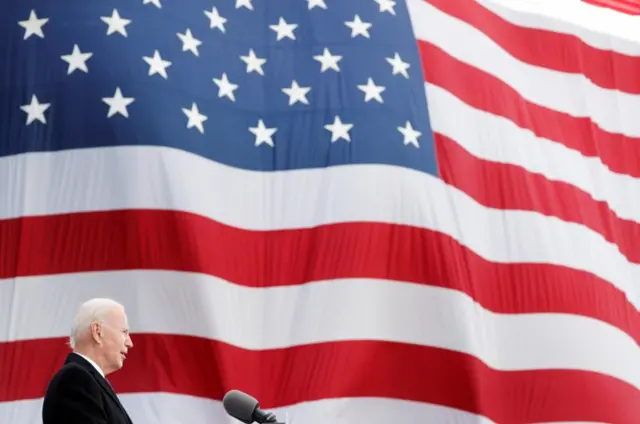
left=222, top=390, right=281, bottom=424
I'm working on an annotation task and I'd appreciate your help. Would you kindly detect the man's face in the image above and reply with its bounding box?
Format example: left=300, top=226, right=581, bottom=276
left=97, top=307, right=133, bottom=374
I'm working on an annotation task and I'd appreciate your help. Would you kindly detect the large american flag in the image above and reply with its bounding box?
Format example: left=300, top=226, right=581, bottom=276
left=1, top=0, right=639, bottom=423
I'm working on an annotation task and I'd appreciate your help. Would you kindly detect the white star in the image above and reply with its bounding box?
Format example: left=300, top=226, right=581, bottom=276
left=236, top=0, right=254, bottom=10
left=101, top=9, right=131, bottom=37
left=282, top=80, right=311, bottom=106
left=18, top=10, right=48, bottom=40
left=324, top=116, right=353, bottom=143
left=143, top=0, right=162, bottom=8
left=177, top=29, right=202, bottom=57
left=375, top=0, right=396, bottom=15
left=386, top=53, right=410, bottom=78
left=240, top=49, right=267, bottom=75
left=182, top=103, right=208, bottom=134
left=102, top=87, right=135, bottom=118
left=270, top=17, right=297, bottom=41
left=213, top=73, right=238, bottom=102
left=358, top=78, right=385, bottom=103
left=20, top=94, right=50, bottom=125
left=307, top=0, right=327, bottom=9
left=60, top=44, right=93, bottom=75
left=313, top=48, right=342, bottom=72
left=345, top=15, right=372, bottom=38
left=249, top=119, right=277, bottom=147
left=398, top=121, right=421, bottom=148
left=143, top=50, right=172, bottom=79
left=204, top=7, right=227, bottom=33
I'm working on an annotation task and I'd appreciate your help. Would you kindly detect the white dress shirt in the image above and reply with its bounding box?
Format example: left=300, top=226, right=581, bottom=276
left=73, top=351, right=105, bottom=378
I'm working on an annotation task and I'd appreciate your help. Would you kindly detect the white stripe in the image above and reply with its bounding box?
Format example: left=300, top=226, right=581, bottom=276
left=0, top=395, right=495, bottom=424
left=2, top=270, right=639, bottom=388
left=477, top=0, right=640, bottom=55
left=408, top=0, right=640, bottom=137
left=425, top=82, right=640, bottom=224
left=1, top=146, right=639, bottom=309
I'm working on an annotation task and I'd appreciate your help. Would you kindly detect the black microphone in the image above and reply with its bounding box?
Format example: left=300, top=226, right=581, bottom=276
left=222, top=390, right=280, bottom=424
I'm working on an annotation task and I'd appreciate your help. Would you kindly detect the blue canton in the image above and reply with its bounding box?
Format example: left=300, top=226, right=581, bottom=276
left=0, top=0, right=438, bottom=174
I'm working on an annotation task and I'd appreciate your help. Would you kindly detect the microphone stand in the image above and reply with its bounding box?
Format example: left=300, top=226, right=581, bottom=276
left=262, top=412, right=285, bottom=424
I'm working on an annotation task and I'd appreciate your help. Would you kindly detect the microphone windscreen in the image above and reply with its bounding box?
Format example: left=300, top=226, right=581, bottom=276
left=223, top=390, right=259, bottom=423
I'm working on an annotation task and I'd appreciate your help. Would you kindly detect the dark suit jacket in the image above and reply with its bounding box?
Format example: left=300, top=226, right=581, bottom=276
left=42, top=352, right=133, bottom=424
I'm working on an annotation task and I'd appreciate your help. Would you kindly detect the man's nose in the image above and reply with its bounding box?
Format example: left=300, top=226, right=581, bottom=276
left=126, top=336, right=133, bottom=348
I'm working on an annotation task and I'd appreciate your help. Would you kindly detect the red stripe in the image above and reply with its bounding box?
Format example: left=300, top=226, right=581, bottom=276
left=1, top=210, right=638, bottom=343
left=435, top=134, right=640, bottom=264
left=1, top=335, right=637, bottom=423
left=425, top=0, right=640, bottom=93
left=418, top=39, right=640, bottom=179
left=581, top=0, right=640, bottom=14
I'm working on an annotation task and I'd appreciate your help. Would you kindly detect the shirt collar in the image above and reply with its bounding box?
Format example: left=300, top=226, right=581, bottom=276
left=73, top=351, right=105, bottom=378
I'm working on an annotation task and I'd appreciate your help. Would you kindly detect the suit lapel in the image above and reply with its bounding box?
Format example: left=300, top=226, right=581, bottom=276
left=96, top=375, right=122, bottom=406
left=94, top=375, right=132, bottom=423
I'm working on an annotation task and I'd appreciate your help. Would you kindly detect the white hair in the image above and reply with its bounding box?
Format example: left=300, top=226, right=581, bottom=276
left=69, top=298, right=125, bottom=349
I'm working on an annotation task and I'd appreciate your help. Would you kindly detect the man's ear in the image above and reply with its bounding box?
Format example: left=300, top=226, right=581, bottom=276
left=90, top=322, right=102, bottom=345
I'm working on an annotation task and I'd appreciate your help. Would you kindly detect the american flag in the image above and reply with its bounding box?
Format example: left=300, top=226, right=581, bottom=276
left=1, top=0, right=639, bottom=423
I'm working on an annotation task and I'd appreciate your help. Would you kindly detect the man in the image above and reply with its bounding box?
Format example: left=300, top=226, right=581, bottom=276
left=42, top=298, right=135, bottom=424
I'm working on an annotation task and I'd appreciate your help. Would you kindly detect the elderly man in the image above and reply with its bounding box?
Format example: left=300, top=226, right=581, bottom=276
left=42, top=298, right=135, bottom=424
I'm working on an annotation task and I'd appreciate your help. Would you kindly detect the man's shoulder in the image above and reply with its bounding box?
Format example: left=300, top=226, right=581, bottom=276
left=46, top=361, right=100, bottom=393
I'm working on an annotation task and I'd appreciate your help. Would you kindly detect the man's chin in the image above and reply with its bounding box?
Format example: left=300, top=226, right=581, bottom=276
left=110, top=359, right=124, bottom=372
